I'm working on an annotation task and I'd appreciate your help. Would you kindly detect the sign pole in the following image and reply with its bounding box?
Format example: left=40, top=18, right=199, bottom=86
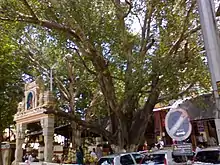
left=197, top=0, right=220, bottom=144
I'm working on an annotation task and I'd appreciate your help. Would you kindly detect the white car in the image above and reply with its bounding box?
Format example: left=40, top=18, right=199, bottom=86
left=140, top=149, right=194, bottom=165
left=97, top=152, right=144, bottom=165
left=140, top=150, right=172, bottom=165
left=193, top=147, right=220, bottom=164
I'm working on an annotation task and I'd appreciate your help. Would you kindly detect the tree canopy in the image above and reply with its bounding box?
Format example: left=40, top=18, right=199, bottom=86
left=0, top=31, right=28, bottom=132
left=0, top=0, right=211, bottom=147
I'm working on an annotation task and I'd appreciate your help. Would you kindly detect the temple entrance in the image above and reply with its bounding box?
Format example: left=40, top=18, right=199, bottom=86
left=14, top=79, right=55, bottom=165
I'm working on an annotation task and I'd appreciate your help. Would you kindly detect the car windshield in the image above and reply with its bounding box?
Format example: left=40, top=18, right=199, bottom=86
left=173, top=155, right=194, bottom=163
left=195, top=150, right=220, bottom=163
left=142, top=154, right=165, bottom=164
left=132, top=153, right=143, bottom=164
left=98, top=158, right=114, bottom=165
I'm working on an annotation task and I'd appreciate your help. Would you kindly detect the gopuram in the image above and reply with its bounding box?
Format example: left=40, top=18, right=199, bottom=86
left=14, top=79, right=55, bottom=165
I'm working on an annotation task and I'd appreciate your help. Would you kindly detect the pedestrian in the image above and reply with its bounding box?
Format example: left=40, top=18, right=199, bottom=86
left=109, top=147, right=114, bottom=154
left=28, top=153, right=34, bottom=162
left=208, top=136, right=217, bottom=146
left=76, top=146, right=84, bottom=165
left=150, top=143, right=158, bottom=152
left=156, top=137, right=164, bottom=149
left=143, top=141, right=148, bottom=150
left=197, top=133, right=205, bottom=146
left=89, top=148, right=97, bottom=165
left=90, top=148, right=97, bottom=159
left=137, top=145, right=144, bottom=152
left=23, top=153, right=28, bottom=162
left=96, top=144, right=103, bottom=159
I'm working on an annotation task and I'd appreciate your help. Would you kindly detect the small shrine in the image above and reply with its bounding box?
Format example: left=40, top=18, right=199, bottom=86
left=14, top=78, right=55, bottom=165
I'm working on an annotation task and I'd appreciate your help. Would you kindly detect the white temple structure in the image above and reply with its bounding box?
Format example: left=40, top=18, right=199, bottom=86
left=14, top=79, right=55, bottom=165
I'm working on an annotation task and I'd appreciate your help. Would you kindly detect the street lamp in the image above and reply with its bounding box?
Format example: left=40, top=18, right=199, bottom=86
left=50, top=54, right=72, bottom=92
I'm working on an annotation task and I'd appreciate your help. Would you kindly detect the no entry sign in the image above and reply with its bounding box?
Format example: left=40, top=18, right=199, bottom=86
left=165, top=108, right=192, bottom=141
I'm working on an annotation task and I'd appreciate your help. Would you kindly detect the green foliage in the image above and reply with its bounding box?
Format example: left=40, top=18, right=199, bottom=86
left=0, top=40, right=23, bottom=130
left=0, top=0, right=212, bottom=144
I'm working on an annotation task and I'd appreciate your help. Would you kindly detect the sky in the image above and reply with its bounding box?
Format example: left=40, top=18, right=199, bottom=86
left=130, top=0, right=220, bottom=34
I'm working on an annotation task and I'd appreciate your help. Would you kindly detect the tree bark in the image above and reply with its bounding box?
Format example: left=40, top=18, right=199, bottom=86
left=71, top=122, right=81, bottom=149
left=0, top=130, right=3, bottom=165
left=128, top=75, right=160, bottom=145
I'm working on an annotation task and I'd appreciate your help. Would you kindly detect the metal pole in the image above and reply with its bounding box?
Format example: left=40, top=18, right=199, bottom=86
left=50, top=68, right=53, bottom=92
left=197, top=0, right=220, bottom=144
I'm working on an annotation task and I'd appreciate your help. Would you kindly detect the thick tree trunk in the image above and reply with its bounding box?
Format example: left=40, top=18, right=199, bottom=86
left=128, top=77, right=160, bottom=145
left=71, top=122, right=81, bottom=149
left=128, top=111, right=150, bottom=144
left=127, top=144, right=137, bottom=152
left=0, top=130, right=3, bottom=165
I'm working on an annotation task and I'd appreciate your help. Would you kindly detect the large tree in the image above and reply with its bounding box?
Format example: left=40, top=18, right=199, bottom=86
left=0, top=0, right=211, bottom=149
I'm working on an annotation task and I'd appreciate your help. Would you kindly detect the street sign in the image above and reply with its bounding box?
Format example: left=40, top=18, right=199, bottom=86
left=173, top=143, right=193, bottom=156
left=165, top=108, right=192, bottom=141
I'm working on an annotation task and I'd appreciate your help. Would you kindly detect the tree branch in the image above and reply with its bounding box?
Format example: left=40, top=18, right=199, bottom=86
left=111, top=0, right=131, bottom=19
left=140, top=10, right=148, bottom=47
left=132, top=12, right=142, bottom=29
left=73, top=48, right=97, bottom=75
left=145, top=38, right=155, bottom=52
left=184, top=25, right=201, bottom=38
left=124, top=0, right=132, bottom=18
left=85, top=91, right=103, bottom=121
left=143, top=6, right=154, bottom=51
left=140, top=2, right=155, bottom=57
left=167, top=1, right=196, bottom=55
left=0, top=10, right=119, bottom=116
left=44, top=107, right=116, bottom=143
left=157, top=83, right=194, bottom=103
left=20, top=0, right=38, bottom=19
left=0, top=16, right=81, bottom=41
left=54, top=77, right=70, bottom=100
left=22, top=47, right=71, bottom=101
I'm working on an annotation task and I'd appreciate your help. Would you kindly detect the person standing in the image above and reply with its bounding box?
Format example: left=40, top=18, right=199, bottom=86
left=23, top=153, right=28, bottom=162
left=28, top=153, right=34, bottom=162
left=197, top=133, right=205, bottom=146
left=96, top=145, right=103, bottom=159
left=90, top=148, right=97, bottom=165
left=76, top=146, right=84, bottom=165
left=90, top=148, right=97, bottom=159
left=137, top=145, right=144, bottom=152
left=156, top=137, right=164, bottom=150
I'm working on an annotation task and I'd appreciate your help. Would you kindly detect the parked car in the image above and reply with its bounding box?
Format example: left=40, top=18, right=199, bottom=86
left=97, top=152, right=144, bottom=165
left=140, top=149, right=172, bottom=165
left=140, top=149, right=194, bottom=165
left=193, top=147, right=220, bottom=164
